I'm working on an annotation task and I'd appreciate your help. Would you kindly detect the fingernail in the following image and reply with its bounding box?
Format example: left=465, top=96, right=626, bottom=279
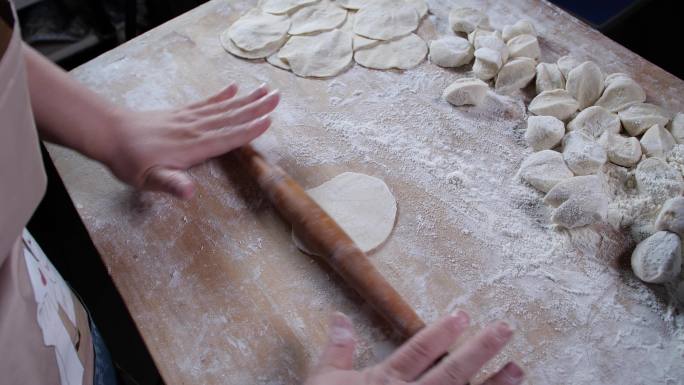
left=503, top=362, right=524, bottom=383
left=330, top=313, right=353, bottom=344
left=450, top=309, right=470, bottom=328
left=495, top=321, right=513, bottom=339
left=258, top=82, right=268, bottom=90
left=269, top=89, right=280, bottom=96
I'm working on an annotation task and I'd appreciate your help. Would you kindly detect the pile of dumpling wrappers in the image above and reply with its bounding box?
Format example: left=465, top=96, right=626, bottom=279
left=221, top=0, right=431, bottom=77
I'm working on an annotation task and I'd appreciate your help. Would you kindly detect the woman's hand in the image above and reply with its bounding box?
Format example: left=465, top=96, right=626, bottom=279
left=305, top=311, right=523, bottom=385
left=104, top=83, right=280, bottom=199
left=23, top=46, right=279, bottom=200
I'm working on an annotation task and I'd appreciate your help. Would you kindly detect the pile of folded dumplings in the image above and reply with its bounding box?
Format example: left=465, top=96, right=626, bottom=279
left=437, top=7, right=683, bottom=298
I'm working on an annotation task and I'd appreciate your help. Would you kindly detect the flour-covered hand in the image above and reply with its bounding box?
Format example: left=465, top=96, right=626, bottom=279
left=304, top=311, right=523, bottom=385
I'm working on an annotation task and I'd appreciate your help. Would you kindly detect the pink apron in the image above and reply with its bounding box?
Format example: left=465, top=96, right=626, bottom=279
left=0, top=2, right=94, bottom=383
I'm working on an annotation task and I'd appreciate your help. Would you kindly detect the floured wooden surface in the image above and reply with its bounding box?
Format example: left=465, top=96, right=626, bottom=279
left=48, top=0, right=684, bottom=384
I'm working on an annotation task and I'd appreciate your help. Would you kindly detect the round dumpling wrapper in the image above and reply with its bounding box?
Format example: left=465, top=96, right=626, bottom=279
left=292, top=172, right=397, bottom=256
left=278, top=29, right=353, bottom=77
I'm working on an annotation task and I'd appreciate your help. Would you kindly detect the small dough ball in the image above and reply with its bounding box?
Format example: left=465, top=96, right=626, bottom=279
left=260, top=0, right=318, bottom=14
left=467, top=28, right=501, bottom=45
left=506, top=34, right=540, bottom=60
left=442, top=77, right=488, bottom=106
left=557, top=55, right=582, bottom=79
left=528, top=89, right=580, bottom=121
left=598, top=132, right=642, bottom=167
left=525, top=115, right=565, bottom=151
left=228, top=9, right=290, bottom=51
left=519, top=150, right=574, bottom=192
left=449, top=7, right=489, bottom=33
left=473, top=34, right=509, bottom=62
left=544, top=175, right=608, bottom=229
left=428, top=36, right=473, bottom=67
left=289, top=1, right=348, bottom=35
left=495, top=57, right=536, bottom=94
left=535, top=62, right=565, bottom=94
left=221, top=30, right=287, bottom=59
left=594, top=73, right=646, bottom=112
left=567, top=106, right=621, bottom=139
left=353, top=1, right=419, bottom=40
left=565, top=61, right=604, bottom=110
left=635, top=158, right=684, bottom=203
left=502, top=20, right=536, bottom=42
left=631, top=231, right=682, bottom=284
left=562, top=131, right=607, bottom=175
left=640, top=124, right=676, bottom=159
left=354, top=33, right=427, bottom=70
left=292, top=172, right=397, bottom=255
left=618, top=103, right=670, bottom=136
left=472, top=47, right=503, bottom=81
left=655, top=197, right=684, bottom=237
left=278, top=29, right=353, bottom=77
left=667, top=112, right=684, bottom=144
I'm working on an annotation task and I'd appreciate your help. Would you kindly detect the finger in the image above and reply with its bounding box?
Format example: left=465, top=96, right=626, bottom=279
left=191, top=115, right=272, bottom=162
left=418, top=321, right=513, bottom=385
left=197, top=90, right=280, bottom=130
left=193, top=84, right=269, bottom=117
left=315, top=312, right=356, bottom=372
left=185, top=83, right=239, bottom=110
left=381, top=310, right=470, bottom=381
left=142, top=167, right=196, bottom=200
left=480, top=362, right=524, bottom=385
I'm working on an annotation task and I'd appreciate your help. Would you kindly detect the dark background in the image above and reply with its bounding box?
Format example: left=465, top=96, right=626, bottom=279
left=19, top=0, right=683, bottom=384
left=552, top=0, right=682, bottom=80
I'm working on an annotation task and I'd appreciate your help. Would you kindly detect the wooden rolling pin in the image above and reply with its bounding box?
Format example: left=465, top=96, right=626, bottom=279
left=236, top=145, right=426, bottom=338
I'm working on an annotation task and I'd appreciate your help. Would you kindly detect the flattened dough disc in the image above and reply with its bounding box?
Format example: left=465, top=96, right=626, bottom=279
left=220, top=30, right=288, bottom=59
left=353, top=1, right=419, bottom=40
left=227, top=9, right=290, bottom=51
left=354, top=33, right=427, bottom=70
left=335, top=0, right=366, bottom=10
left=260, top=0, right=319, bottom=14
left=336, top=0, right=427, bottom=17
left=278, top=29, right=353, bottom=77
left=292, top=172, right=397, bottom=256
left=289, top=0, right=347, bottom=35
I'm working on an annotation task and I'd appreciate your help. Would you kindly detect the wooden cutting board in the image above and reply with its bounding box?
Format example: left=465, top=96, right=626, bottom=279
left=47, top=0, right=684, bottom=383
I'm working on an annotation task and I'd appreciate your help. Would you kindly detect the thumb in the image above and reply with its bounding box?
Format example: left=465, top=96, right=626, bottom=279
left=316, top=312, right=356, bottom=372
left=143, top=167, right=196, bottom=200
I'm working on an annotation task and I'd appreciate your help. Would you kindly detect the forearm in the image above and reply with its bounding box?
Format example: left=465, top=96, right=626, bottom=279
left=22, top=43, right=125, bottom=163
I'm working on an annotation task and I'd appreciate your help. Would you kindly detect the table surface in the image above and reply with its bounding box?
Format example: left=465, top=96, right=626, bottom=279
left=48, top=0, right=684, bottom=384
